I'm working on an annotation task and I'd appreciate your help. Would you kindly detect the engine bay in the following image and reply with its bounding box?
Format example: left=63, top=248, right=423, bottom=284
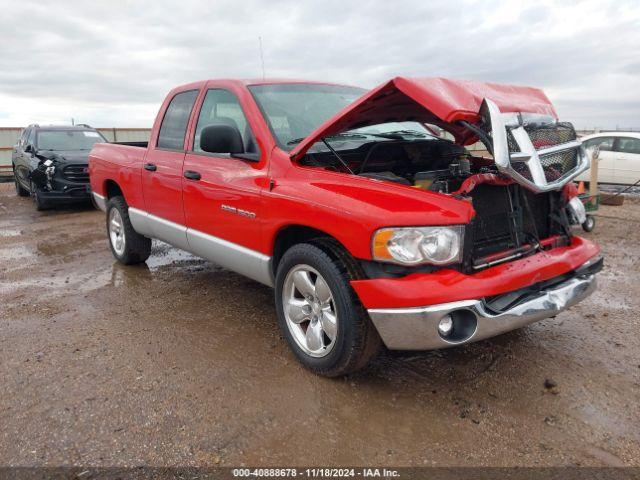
left=301, top=137, right=495, bottom=194
left=300, top=136, right=574, bottom=272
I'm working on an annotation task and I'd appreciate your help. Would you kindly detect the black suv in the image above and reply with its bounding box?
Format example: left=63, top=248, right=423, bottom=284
left=12, top=124, right=108, bottom=210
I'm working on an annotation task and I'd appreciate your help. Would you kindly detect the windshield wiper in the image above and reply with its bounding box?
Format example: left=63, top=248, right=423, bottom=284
left=286, top=132, right=368, bottom=146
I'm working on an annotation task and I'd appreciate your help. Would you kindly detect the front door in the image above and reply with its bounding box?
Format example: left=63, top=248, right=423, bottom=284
left=141, top=89, right=199, bottom=249
left=182, top=88, right=270, bottom=285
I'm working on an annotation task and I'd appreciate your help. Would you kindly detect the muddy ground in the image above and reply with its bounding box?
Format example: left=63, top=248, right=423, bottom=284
left=0, top=182, right=638, bottom=467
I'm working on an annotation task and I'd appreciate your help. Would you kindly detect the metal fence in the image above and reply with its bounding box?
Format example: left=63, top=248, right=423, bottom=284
left=0, top=127, right=151, bottom=169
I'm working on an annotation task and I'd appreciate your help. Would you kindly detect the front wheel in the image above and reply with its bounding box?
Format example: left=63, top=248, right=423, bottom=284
left=30, top=181, right=50, bottom=211
left=106, top=196, right=151, bottom=264
left=13, top=167, right=29, bottom=197
left=275, top=243, right=380, bottom=377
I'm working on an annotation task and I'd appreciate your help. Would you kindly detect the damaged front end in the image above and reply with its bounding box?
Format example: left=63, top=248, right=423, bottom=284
left=289, top=77, right=593, bottom=273
left=29, top=151, right=91, bottom=201
left=30, top=153, right=58, bottom=192
left=476, top=99, right=590, bottom=193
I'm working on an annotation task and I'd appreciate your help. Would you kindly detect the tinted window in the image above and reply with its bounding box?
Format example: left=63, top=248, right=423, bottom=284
left=193, top=89, right=256, bottom=153
left=616, top=137, right=640, bottom=154
left=157, top=90, right=198, bottom=150
left=19, top=129, right=28, bottom=146
left=27, top=129, right=36, bottom=146
left=583, top=137, right=614, bottom=151
left=36, top=130, right=106, bottom=151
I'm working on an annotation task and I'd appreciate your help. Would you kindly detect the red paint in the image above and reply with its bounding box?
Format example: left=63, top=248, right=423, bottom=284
left=352, top=236, right=600, bottom=309
left=290, top=77, right=557, bottom=159
left=89, top=77, right=599, bottom=311
left=450, top=173, right=514, bottom=196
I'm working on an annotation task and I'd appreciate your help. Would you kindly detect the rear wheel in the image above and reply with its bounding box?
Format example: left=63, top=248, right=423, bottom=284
left=13, top=167, right=29, bottom=197
left=275, top=243, right=380, bottom=377
left=106, top=196, right=151, bottom=264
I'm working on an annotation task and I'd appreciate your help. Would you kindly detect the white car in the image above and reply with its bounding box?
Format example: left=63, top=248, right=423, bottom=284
left=576, top=132, right=640, bottom=185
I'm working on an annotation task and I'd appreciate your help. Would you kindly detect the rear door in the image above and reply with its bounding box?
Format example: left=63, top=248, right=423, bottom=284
left=141, top=89, right=199, bottom=249
left=613, top=137, right=640, bottom=185
left=181, top=87, right=271, bottom=285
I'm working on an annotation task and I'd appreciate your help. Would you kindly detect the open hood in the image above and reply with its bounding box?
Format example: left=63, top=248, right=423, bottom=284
left=289, top=77, right=557, bottom=160
left=290, top=77, right=589, bottom=194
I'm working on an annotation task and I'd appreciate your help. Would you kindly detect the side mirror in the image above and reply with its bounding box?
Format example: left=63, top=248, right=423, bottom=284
left=24, top=144, right=34, bottom=153
left=200, top=124, right=244, bottom=155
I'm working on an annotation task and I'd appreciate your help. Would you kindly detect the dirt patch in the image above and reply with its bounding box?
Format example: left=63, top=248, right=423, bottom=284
left=0, top=182, right=638, bottom=467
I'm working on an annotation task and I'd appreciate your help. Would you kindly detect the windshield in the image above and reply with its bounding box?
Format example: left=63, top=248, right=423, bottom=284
left=249, top=84, right=366, bottom=149
left=351, top=121, right=434, bottom=137
left=36, top=130, right=106, bottom=151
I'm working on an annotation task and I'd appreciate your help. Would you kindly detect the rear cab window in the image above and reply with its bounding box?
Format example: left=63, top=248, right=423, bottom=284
left=157, top=90, right=199, bottom=150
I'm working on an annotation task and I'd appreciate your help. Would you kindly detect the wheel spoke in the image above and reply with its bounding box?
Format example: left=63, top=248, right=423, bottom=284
left=287, top=298, right=311, bottom=324
left=305, top=320, right=324, bottom=352
left=292, top=270, right=315, bottom=298
left=314, top=276, right=331, bottom=305
left=111, top=218, right=121, bottom=231
left=320, top=309, right=337, bottom=341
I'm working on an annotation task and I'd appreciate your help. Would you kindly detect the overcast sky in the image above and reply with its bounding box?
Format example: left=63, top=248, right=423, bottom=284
left=0, top=0, right=638, bottom=129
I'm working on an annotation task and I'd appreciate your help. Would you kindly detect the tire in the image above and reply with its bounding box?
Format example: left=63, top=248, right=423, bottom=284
left=106, top=196, right=151, bottom=264
left=582, top=215, right=596, bottom=232
left=30, top=181, right=50, bottom=211
left=275, top=243, right=381, bottom=377
left=13, top=167, right=29, bottom=197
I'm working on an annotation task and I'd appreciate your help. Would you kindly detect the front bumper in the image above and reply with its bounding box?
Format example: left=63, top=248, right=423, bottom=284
left=368, top=267, right=597, bottom=350
left=37, top=184, right=92, bottom=202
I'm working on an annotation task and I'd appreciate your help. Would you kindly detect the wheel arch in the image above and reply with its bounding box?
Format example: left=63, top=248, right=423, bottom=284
left=271, top=224, right=365, bottom=280
left=104, top=179, right=125, bottom=201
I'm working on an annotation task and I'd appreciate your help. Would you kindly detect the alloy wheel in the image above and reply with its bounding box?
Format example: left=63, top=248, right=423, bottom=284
left=282, top=264, right=338, bottom=357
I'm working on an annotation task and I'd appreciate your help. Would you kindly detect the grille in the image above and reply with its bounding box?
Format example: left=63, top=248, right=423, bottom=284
left=62, top=164, right=89, bottom=183
left=540, top=149, right=578, bottom=182
left=505, top=122, right=578, bottom=182
left=524, top=122, right=576, bottom=149
left=468, top=184, right=552, bottom=267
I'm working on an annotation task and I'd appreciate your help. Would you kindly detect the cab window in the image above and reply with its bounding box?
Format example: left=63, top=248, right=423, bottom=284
left=583, top=137, right=614, bottom=151
left=615, top=137, right=640, bottom=154
left=157, top=90, right=198, bottom=150
left=193, top=89, right=257, bottom=154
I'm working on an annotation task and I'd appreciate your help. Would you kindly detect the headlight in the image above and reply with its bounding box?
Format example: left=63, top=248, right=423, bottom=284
left=372, top=226, right=464, bottom=266
left=567, top=196, right=586, bottom=225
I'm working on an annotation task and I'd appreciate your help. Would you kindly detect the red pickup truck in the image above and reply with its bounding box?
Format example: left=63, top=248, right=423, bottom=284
left=89, top=77, right=602, bottom=376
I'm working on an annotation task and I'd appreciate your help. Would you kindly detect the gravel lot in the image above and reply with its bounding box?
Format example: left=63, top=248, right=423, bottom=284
left=0, top=182, right=638, bottom=467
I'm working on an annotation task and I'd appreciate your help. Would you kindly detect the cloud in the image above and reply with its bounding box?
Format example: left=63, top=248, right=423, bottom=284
left=0, top=0, right=638, bottom=128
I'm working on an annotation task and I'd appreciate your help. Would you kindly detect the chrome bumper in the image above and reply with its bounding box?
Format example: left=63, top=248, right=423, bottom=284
left=368, top=273, right=597, bottom=350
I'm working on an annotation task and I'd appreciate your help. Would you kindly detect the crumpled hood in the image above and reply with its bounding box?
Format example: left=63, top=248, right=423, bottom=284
left=290, top=76, right=557, bottom=160
left=35, top=150, right=90, bottom=165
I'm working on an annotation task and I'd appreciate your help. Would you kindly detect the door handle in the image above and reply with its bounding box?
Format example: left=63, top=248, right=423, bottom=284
left=184, top=170, right=201, bottom=181
left=144, top=163, right=157, bottom=172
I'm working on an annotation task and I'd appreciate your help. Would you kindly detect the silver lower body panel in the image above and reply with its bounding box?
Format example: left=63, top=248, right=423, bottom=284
left=368, top=273, right=597, bottom=350
left=127, top=207, right=273, bottom=287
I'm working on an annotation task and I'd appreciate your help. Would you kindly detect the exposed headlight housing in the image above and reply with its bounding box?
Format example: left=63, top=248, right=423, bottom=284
left=567, top=196, right=587, bottom=225
left=372, top=226, right=464, bottom=266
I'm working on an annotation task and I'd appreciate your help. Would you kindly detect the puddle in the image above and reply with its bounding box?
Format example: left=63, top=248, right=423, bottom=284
left=0, top=228, right=22, bottom=238
left=146, top=241, right=202, bottom=270
left=0, top=245, right=35, bottom=260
